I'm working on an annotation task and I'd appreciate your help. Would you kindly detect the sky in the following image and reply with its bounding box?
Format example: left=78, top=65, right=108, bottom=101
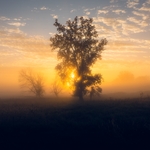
left=0, top=0, right=150, bottom=97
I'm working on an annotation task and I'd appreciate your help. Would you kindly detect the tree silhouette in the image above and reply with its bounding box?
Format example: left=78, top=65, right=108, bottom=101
left=50, top=16, right=107, bottom=100
left=51, top=77, right=63, bottom=97
left=19, top=69, right=45, bottom=97
left=90, top=86, right=102, bottom=100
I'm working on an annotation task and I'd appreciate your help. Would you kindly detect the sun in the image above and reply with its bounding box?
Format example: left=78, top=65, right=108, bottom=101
left=71, top=72, right=75, bottom=79
left=64, top=70, right=76, bottom=89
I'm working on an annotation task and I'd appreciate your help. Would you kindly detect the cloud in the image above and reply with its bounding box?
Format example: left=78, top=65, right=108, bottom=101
left=82, top=16, right=89, bottom=19
left=127, top=17, right=141, bottom=24
left=8, top=22, right=26, bottom=27
left=139, top=6, right=150, bottom=12
left=94, top=17, right=124, bottom=28
left=132, top=11, right=150, bottom=20
left=14, top=18, right=21, bottom=21
left=0, top=16, right=10, bottom=21
left=98, top=10, right=109, bottom=14
left=122, top=23, right=144, bottom=35
left=139, top=21, right=149, bottom=27
left=127, top=17, right=148, bottom=27
left=127, top=0, right=139, bottom=8
left=0, top=27, right=56, bottom=67
left=49, top=32, right=55, bottom=37
left=51, top=14, right=58, bottom=19
left=4, top=27, right=25, bottom=35
left=147, top=0, right=150, bottom=4
left=40, top=6, right=48, bottom=10
left=112, top=9, right=126, bottom=14
left=132, top=11, right=142, bottom=16
left=31, top=7, right=38, bottom=12
left=93, top=9, right=148, bottom=37
left=84, top=8, right=95, bottom=12
left=84, top=9, right=89, bottom=11
left=94, top=17, right=127, bottom=38
left=85, top=11, right=90, bottom=15
left=107, top=38, right=147, bottom=49
left=0, top=28, right=54, bottom=58
left=93, top=15, right=149, bottom=53
left=70, top=9, right=76, bottom=13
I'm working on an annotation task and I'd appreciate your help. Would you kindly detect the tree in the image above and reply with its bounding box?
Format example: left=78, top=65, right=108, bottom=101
left=19, top=69, right=45, bottom=97
left=50, top=16, right=107, bottom=100
left=90, top=86, right=102, bottom=100
left=51, top=77, right=63, bottom=97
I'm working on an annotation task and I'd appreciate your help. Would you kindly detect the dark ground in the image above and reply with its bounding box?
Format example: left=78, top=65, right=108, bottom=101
left=0, top=97, right=150, bottom=149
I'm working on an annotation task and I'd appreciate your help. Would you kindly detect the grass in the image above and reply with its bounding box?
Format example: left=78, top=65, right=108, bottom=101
left=0, top=97, right=150, bottom=149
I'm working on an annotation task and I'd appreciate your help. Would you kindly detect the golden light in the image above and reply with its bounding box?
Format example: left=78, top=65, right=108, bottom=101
left=71, top=72, right=75, bottom=79
left=65, top=71, right=76, bottom=89
left=67, top=82, right=71, bottom=87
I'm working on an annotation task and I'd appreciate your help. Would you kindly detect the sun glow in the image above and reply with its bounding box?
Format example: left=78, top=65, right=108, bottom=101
left=71, top=72, right=75, bottom=79
left=65, top=71, right=76, bottom=88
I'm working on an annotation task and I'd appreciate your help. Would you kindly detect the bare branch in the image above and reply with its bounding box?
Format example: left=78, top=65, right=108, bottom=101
left=19, top=69, right=45, bottom=97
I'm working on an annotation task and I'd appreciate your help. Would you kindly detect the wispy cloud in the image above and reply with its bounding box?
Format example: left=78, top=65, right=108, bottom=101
left=0, top=16, right=10, bottom=21
left=8, top=22, right=26, bottom=27
left=112, top=9, right=126, bottom=14
left=84, top=9, right=88, bottom=11
left=127, top=17, right=141, bottom=24
left=93, top=14, right=146, bottom=38
left=132, top=11, right=142, bottom=16
left=98, top=10, right=109, bottom=14
left=49, top=32, right=55, bottom=37
left=51, top=14, right=58, bottom=19
left=40, top=6, right=48, bottom=10
left=70, top=9, right=76, bottom=13
left=14, top=18, right=21, bottom=21
left=127, top=17, right=148, bottom=27
left=0, top=27, right=56, bottom=67
left=139, top=6, right=150, bottom=12
left=31, top=7, right=38, bottom=12
left=132, top=11, right=149, bottom=20
left=4, top=27, right=25, bottom=34
left=122, top=23, right=144, bottom=35
left=127, top=0, right=139, bottom=8
left=85, top=11, right=90, bottom=15
left=84, top=8, right=95, bottom=12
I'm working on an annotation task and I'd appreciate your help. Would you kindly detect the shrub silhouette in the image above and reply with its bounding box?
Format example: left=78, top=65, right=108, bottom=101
left=19, top=69, right=45, bottom=97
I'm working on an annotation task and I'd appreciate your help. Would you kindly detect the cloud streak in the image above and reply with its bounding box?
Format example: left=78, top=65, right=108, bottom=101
left=40, top=6, right=48, bottom=10
left=112, top=9, right=126, bottom=14
left=8, top=22, right=26, bottom=27
left=0, top=27, right=56, bottom=67
left=127, top=0, right=139, bottom=8
left=0, top=16, right=10, bottom=21
left=51, top=14, right=58, bottom=19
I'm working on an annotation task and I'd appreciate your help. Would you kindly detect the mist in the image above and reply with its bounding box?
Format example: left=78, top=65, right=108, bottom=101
left=1, top=67, right=150, bottom=99
left=101, top=71, right=150, bottom=99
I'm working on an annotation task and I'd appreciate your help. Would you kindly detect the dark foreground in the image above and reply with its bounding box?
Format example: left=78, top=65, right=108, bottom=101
left=0, top=97, right=150, bottom=149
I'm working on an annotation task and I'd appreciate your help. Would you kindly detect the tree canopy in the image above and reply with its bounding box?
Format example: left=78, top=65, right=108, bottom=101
left=50, top=16, right=107, bottom=100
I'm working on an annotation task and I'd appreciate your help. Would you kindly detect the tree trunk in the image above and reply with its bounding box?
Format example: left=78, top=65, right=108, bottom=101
left=78, top=81, right=84, bottom=101
left=79, top=91, right=84, bottom=101
left=74, top=76, right=84, bottom=101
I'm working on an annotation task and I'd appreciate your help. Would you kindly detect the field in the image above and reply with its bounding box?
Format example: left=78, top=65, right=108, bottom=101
left=0, top=97, right=150, bottom=149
